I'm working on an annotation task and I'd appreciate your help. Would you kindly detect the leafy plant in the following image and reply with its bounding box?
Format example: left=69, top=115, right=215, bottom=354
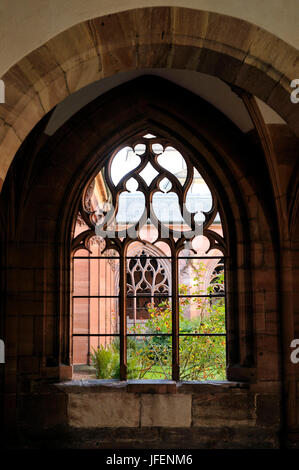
left=91, top=266, right=226, bottom=381
left=91, top=344, right=119, bottom=379
left=91, top=337, right=143, bottom=379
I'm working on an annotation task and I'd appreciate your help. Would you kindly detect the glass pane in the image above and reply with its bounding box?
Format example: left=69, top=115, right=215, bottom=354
left=139, top=222, right=159, bottom=244
left=73, top=298, right=89, bottom=334
left=73, top=258, right=89, bottom=296
left=89, top=258, right=119, bottom=297
left=152, top=191, right=185, bottom=230
left=185, top=168, right=213, bottom=218
left=178, top=236, right=224, bottom=257
left=139, top=162, right=159, bottom=185
left=73, top=258, right=119, bottom=297
left=114, top=189, right=145, bottom=231
left=157, top=146, right=187, bottom=185
left=73, top=335, right=89, bottom=365
left=127, top=296, right=172, bottom=335
left=154, top=241, right=171, bottom=257
left=178, top=251, right=225, bottom=335
left=73, top=297, right=119, bottom=334
left=93, top=297, right=119, bottom=335
left=72, top=135, right=227, bottom=380
left=126, top=335, right=172, bottom=380
left=89, top=336, right=120, bottom=379
left=73, top=334, right=119, bottom=373
left=143, top=133, right=156, bottom=139
left=126, top=244, right=172, bottom=334
left=179, top=295, right=225, bottom=334
left=179, top=336, right=226, bottom=381
left=178, top=254, right=225, bottom=296
left=111, top=147, right=141, bottom=185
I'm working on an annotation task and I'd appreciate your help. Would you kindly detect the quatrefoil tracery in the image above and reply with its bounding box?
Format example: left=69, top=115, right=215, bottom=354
left=72, top=133, right=225, bottom=256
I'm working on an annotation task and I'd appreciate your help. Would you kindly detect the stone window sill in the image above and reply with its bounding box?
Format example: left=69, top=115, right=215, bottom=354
left=55, top=379, right=249, bottom=394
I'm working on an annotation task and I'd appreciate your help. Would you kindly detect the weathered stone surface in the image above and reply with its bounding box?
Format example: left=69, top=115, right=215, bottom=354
left=192, top=391, right=256, bottom=427
left=0, top=7, right=298, bottom=184
left=127, top=380, right=176, bottom=394
left=47, top=22, right=98, bottom=74
left=177, top=381, right=248, bottom=394
left=141, top=394, right=191, bottom=427
left=66, top=56, right=102, bottom=94
left=57, top=379, right=127, bottom=393
left=204, top=13, right=254, bottom=62
left=68, top=392, right=140, bottom=428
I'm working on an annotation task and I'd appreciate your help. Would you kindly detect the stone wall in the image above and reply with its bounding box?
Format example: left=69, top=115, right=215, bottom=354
left=0, top=77, right=298, bottom=449
left=7, top=380, right=280, bottom=449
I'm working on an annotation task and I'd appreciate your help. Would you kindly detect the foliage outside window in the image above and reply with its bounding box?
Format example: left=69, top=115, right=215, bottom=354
left=72, top=133, right=226, bottom=381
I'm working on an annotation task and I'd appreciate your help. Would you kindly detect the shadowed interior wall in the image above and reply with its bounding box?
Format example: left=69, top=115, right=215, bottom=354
left=0, top=77, right=297, bottom=448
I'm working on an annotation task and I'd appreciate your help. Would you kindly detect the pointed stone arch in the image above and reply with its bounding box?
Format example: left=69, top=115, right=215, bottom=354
left=0, top=6, right=298, bottom=189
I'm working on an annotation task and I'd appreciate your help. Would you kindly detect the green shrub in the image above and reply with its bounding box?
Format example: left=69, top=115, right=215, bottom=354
left=91, top=344, right=119, bottom=379
left=91, top=269, right=226, bottom=381
left=91, top=338, right=141, bottom=379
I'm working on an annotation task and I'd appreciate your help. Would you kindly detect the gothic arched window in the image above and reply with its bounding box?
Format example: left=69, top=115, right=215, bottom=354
left=72, top=133, right=226, bottom=380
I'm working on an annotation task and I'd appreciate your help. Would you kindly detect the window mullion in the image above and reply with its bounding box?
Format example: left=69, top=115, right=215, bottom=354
left=119, top=253, right=127, bottom=380
left=171, top=252, right=179, bottom=381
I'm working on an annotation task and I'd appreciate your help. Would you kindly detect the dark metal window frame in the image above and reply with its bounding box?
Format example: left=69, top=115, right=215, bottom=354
left=71, top=133, right=227, bottom=380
